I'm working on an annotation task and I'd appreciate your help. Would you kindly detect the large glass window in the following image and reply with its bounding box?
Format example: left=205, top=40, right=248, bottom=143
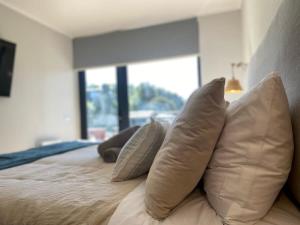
left=128, top=56, right=199, bottom=125
left=82, top=56, right=200, bottom=141
left=85, top=67, right=118, bottom=141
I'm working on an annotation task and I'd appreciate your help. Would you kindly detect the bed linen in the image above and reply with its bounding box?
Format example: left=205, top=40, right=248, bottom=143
left=108, top=181, right=300, bottom=225
left=0, top=145, right=144, bottom=225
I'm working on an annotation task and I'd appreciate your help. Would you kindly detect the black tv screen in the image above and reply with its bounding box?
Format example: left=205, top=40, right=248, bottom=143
left=0, top=39, right=16, bottom=97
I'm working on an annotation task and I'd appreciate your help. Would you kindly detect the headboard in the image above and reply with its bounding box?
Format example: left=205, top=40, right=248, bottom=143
left=247, top=0, right=300, bottom=204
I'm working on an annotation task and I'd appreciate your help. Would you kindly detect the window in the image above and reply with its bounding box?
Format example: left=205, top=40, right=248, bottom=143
left=80, top=56, right=200, bottom=141
left=128, top=56, right=199, bottom=125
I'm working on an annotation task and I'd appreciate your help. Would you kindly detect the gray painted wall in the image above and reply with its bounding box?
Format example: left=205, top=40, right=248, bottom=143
left=0, top=4, right=79, bottom=153
left=198, top=11, right=243, bottom=102
left=73, top=18, right=199, bottom=69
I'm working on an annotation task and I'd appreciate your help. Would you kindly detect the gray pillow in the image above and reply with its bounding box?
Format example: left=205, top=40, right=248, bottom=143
left=111, top=119, right=169, bottom=182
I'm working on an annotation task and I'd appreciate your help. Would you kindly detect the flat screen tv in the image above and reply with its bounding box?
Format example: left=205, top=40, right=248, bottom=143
left=0, top=39, right=16, bottom=97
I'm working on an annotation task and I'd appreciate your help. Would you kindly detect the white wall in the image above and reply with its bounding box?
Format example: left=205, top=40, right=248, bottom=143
left=242, top=0, right=283, bottom=62
left=198, top=11, right=244, bottom=101
left=0, top=4, right=80, bottom=153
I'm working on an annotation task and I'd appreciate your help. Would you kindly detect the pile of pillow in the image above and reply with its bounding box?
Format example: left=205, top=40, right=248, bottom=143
left=101, top=73, right=294, bottom=225
left=98, top=118, right=169, bottom=181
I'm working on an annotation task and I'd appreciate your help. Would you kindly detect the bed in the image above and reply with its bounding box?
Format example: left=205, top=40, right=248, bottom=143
left=0, top=145, right=298, bottom=225
left=0, top=0, right=300, bottom=224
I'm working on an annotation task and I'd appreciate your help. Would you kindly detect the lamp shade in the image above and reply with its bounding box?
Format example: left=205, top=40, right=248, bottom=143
left=225, top=78, right=243, bottom=93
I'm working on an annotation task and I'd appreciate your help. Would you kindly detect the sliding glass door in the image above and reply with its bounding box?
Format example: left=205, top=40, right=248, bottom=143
left=80, top=56, right=200, bottom=141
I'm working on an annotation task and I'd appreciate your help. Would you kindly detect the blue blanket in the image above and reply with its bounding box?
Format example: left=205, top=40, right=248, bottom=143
left=0, top=141, right=98, bottom=170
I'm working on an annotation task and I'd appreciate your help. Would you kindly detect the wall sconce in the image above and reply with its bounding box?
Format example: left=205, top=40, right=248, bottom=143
left=225, top=62, right=247, bottom=93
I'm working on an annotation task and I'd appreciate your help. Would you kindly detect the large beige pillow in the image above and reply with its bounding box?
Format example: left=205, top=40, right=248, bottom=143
left=204, top=73, right=294, bottom=224
left=111, top=119, right=168, bottom=182
left=145, top=78, right=226, bottom=220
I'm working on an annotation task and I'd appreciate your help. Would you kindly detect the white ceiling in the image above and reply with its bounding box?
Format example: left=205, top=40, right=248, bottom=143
left=0, top=0, right=242, bottom=38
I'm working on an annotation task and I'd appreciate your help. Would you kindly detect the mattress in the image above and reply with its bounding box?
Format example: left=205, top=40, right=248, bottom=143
left=108, top=181, right=300, bottom=225
left=0, top=145, right=143, bottom=225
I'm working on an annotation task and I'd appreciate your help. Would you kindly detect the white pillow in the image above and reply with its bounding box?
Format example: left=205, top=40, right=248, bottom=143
left=111, top=119, right=168, bottom=182
left=204, top=73, right=294, bottom=224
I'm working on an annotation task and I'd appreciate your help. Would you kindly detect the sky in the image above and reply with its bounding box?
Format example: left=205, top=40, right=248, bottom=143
left=86, top=56, right=199, bottom=100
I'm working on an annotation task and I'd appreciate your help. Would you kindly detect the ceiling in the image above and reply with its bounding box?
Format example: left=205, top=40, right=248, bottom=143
left=0, top=0, right=242, bottom=38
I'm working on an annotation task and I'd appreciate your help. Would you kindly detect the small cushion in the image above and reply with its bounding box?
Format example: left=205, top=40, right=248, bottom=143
left=145, top=78, right=226, bottom=220
left=204, top=73, right=294, bottom=224
left=101, top=147, right=122, bottom=163
left=97, top=126, right=140, bottom=162
left=111, top=119, right=168, bottom=182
